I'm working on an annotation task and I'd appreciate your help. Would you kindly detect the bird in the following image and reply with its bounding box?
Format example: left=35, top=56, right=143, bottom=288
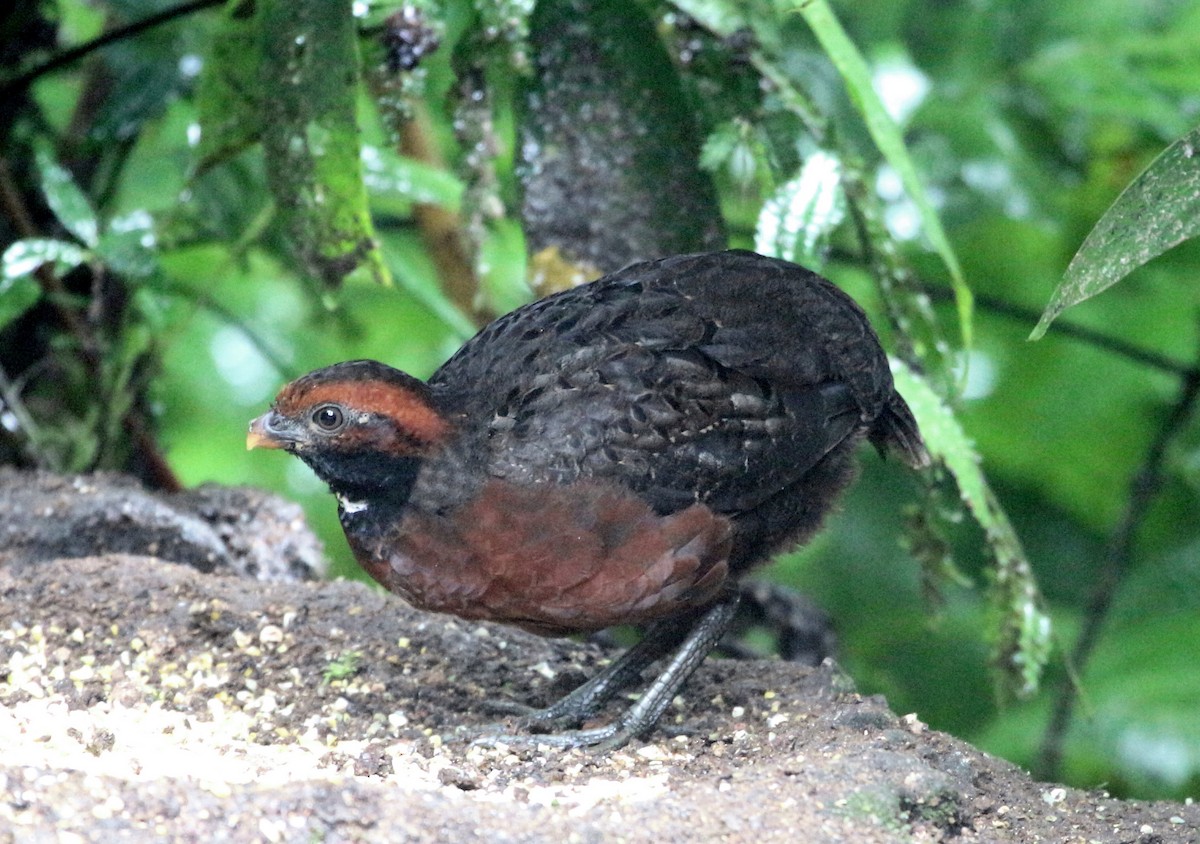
left=247, top=249, right=928, bottom=749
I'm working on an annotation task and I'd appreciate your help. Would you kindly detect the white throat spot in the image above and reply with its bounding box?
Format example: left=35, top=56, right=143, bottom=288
left=337, top=494, right=369, bottom=515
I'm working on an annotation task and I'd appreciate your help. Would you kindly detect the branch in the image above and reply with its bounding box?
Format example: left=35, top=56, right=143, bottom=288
left=1036, top=353, right=1200, bottom=780
left=934, top=287, right=1191, bottom=378
left=0, top=0, right=224, bottom=104
left=398, top=108, right=487, bottom=327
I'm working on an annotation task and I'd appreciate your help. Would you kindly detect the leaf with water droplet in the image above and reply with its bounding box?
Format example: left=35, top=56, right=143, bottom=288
left=2, top=237, right=88, bottom=332
left=2, top=238, right=87, bottom=282
left=35, top=150, right=99, bottom=248
left=0, top=239, right=76, bottom=331
left=361, top=144, right=464, bottom=216
left=1032, top=123, right=1200, bottom=340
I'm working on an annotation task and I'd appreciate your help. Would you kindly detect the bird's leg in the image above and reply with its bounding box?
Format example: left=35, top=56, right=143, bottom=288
left=510, top=615, right=694, bottom=729
left=468, top=616, right=690, bottom=729
left=471, top=590, right=741, bottom=750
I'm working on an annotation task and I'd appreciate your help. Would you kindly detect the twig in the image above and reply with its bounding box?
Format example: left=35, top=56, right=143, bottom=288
left=0, top=0, right=224, bottom=104
left=933, top=287, right=1190, bottom=378
left=1035, top=355, right=1200, bottom=780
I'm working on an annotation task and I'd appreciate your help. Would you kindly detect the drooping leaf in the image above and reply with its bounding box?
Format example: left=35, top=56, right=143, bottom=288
left=0, top=235, right=84, bottom=328
left=378, top=232, right=477, bottom=341
left=892, top=359, right=1051, bottom=699
left=35, top=149, right=99, bottom=248
left=478, top=217, right=530, bottom=316
left=797, top=0, right=972, bottom=351
left=259, top=0, right=389, bottom=288
left=1031, top=124, right=1200, bottom=340
left=755, top=149, right=845, bottom=269
left=669, top=0, right=750, bottom=36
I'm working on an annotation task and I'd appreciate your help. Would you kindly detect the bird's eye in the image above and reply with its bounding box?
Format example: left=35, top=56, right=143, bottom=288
left=311, top=404, right=346, bottom=432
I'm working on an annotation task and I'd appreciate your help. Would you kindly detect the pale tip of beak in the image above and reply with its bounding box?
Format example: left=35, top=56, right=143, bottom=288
left=246, top=416, right=282, bottom=451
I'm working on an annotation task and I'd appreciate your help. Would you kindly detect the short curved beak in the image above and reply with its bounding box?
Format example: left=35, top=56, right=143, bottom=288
left=246, top=413, right=284, bottom=451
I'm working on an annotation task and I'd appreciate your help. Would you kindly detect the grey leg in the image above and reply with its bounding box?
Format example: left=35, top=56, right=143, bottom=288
left=472, top=591, right=741, bottom=750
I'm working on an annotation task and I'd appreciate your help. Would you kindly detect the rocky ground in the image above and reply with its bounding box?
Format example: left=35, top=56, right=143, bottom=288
left=1, top=472, right=1197, bottom=843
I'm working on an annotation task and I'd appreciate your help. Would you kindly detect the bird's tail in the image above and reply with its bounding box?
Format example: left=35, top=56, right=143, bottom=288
left=869, top=395, right=930, bottom=469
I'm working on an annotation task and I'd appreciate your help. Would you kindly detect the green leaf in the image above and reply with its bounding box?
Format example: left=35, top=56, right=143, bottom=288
left=35, top=149, right=99, bottom=248
left=701, top=119, right=773, bottom=194
left=95, top=212, right=159, bottom=280
left=0, top=271, right=42, bottom=332
left=755, top=150, right=845, bottom=269
left=1031, top=124, right=1200, bottom=340
left=378, top=233, right=477, bottom=341
left=796, top=0, right=972, bottom=350
left=194, top=0, right=265, bottom=173
left=2, top=238, right=88, bottom=281
left=666, top=0, right=749, bottom=37
left=259, top=0, right=390, bottom=288
left=891, top=360, right=1051, bottom=699
left=361, top=145, right=465, bottom=216
left=479, top=217, right=531, bottom=316
left=1, top=237, right=85, bottom=329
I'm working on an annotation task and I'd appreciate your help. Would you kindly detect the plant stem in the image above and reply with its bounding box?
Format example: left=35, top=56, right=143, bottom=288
left=1036, top=360, right=1200, bottom=779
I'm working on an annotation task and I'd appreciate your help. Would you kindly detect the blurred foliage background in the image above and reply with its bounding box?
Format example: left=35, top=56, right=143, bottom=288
left=2, top=0, right=1199, bottom=801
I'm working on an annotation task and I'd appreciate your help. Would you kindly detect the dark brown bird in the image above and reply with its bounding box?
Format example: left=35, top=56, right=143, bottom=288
left=247, top=250, right=927, bottom=748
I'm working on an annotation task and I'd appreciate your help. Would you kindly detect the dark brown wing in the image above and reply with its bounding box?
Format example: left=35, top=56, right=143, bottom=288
left=430, top=250, right=924, bottom=516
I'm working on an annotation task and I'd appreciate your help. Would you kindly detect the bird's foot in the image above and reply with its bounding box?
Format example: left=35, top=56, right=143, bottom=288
left=442, top=699, right=597, bottom=748
left=462, top=717, right=640, bottom=752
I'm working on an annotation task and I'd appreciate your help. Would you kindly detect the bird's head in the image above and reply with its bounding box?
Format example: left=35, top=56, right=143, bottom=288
left=248, top=360, right=451, bottom=495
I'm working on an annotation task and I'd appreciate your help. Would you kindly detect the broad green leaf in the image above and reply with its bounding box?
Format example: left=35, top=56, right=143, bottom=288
left=755, top=149, right=845, bottom=269
left=35, top=149, right=99, bottom=248
left=378, top=233, right=477, bottom=341
left=96, top=211, right=159, bottom=280
left=259, top=0, right=389, bottom=288
left=0, top=266, right=42, bottom=332
left=701, top=119, right=774, bottom=195
left=479, top=217, right=530, bottom=316
left=796, top=0, right=972, bottom=350
left=361, top=145, right=465, bottom=216
left=892, top=359, right=1051, bottom=699
left=194, top=0, right=264, bottom=172
left=1031, top=124, right=1200, bottom=340
left=2, top=238, right=88, bottom=281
